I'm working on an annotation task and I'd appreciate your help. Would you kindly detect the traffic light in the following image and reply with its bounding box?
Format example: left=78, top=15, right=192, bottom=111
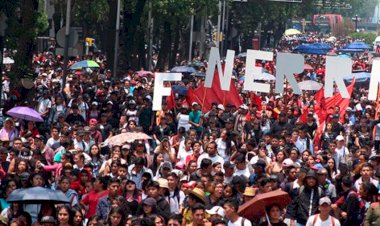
left=85, top=37, right=94, bottom=46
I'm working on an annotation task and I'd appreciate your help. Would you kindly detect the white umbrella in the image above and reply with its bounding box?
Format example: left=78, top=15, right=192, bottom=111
left=3, top=57, right=14, bottom=64
left=298, top=80, right=323, bottom=91
left=253, top=72, right=276, bottom=81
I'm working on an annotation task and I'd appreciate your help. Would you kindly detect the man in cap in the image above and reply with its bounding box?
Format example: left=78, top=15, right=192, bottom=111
left=189, top=102, right=203, bottom=136
left=270, top=112, right=293, bottom=136
left=317, top=168, right=337, bottom=202
left=287, top=170, right=323, bottom=226
left=335, top=135, right=349, bottom=164
left=306, top=197, right=340, bottom=226
left=233, top=104, right=249, bottom=132
left=331, top=113, right=344, bottom=135
left=249, top=159, right=266, bottom=186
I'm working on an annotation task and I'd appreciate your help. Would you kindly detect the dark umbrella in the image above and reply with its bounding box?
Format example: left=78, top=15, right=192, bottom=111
left=170, top=66, right=197, bottom=74
left=7, top=187, right=69, bottom=204
left=191, top=71, right=206, bottom=77
left=238, top=189, right=291, bottom=221
left=172, top=85, right=188, bottom=96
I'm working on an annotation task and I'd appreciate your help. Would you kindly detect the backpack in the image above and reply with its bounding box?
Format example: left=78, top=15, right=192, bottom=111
left=335, top=191, right=365, bottom=224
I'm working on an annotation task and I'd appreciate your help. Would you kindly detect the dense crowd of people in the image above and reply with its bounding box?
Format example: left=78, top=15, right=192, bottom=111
left=0, top=34, right=379, bottom=226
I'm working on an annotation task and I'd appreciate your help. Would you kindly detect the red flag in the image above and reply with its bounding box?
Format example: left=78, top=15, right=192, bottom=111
left=250, top=92, right=263, bottom=111
left=190, top=69, right=243, bottom=112
left=166, top=89, right=176, bottom=110
left=313, top=78, right=356, bottom=150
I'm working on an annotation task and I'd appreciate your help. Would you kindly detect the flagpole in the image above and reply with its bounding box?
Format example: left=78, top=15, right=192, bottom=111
left=223, top=90, right=226, bottom=106
left=202, top=87, right=208, bottom=112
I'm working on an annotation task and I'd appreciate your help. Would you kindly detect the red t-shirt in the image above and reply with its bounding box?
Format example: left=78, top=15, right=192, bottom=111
left=81, top=190, right=109, bottom=218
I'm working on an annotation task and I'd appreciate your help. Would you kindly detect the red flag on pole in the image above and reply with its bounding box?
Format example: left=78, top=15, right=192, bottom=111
left=313, top=78, right=356, bottom=150
left=190, top=68, right=243, bottom=112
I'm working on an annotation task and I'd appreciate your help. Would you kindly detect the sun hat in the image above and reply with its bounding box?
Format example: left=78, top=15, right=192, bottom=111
left=243, top=187, right=256, bottom=197
left=157, top=178, right=169, bottom=189
left=187, top=187, right=207, bottom=204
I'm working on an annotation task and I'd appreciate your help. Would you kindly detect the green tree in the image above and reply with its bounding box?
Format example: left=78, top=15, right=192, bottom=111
left=1, top=0, right=48, bottom=80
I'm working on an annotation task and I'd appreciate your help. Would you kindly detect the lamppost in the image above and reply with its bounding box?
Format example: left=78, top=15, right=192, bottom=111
left=352, top=15, right=360, bottom=32
left=0, top=13, right=8, bottom=108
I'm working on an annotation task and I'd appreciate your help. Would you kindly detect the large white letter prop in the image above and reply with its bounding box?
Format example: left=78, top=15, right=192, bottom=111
left=275, top=53, right=303, bottom=95
left=152, top=73, right=182, bottom=111
left=243, top=50, right=272, bottom=93
left=368, top=58, right=380, bottom=100
left=205, top=47, right=235, bottom=91
left=325, top=56, right=351, bottom=98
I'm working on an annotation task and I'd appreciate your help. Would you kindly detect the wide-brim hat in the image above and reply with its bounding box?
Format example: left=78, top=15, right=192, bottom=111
left=157, top=178, right=169, bottom=189
left=243, top=187, right=256, bottom=197
left=187, top=187, right=207, bottom=205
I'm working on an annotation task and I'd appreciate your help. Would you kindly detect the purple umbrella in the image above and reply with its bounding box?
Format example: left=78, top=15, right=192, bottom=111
left=7, top=106, right=44, bottom=122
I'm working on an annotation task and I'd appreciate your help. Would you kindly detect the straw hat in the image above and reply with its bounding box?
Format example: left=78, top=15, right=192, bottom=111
left=187, top=187, right=207, bottom=204
left=243, top=187, right=256, bottom=197
left=157, top=178, right=169, bottom=189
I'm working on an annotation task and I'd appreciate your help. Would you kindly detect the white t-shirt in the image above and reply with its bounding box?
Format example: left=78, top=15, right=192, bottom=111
left=215, top=138, right=235, bottom=161
left=197, top=153, right=224, bottom=167
left=177, top=113, right=191, bottom=131
left=228, top=217, right=252, bottom=226
left=306, top=215, right=341, bottom=226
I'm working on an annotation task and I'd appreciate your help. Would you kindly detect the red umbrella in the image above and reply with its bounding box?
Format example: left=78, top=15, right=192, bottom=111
left=238, top=189, right=292, bottom=221
left=304, top=64, right=314, bottom=70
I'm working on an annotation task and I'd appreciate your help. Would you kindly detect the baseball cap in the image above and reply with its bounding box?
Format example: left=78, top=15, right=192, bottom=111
left=206, top=206, right=225, bottom=217
left=217, top=104, right=225, bottom=110
left=89, top=119, right=98, bottom=124
left=282, top=158, right=294, bottom=168
left=336, top=135, right=344, bottom=141
left=192, top=102, right=198, bottom=106
left=107, top=101, right=113, bottom=105
left=319, top=197, right=332, bottom=205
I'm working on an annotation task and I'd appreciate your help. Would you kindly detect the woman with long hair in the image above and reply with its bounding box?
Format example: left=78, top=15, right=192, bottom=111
left=88, top=144, right=104, bottom=177
left=215, top=129, right=236, bottom=161
left=259, top=203, right=287, bottom=226
left=150, top=153, right=164, bottom=176
left=86, top=216, right=101, bottom=226
left=326, top=157, right=340, bottom=182
left=267, top=150, right=287, bottom=175
left=107, top=207, right=126, bottom=226
left=15, top=159, right=30, bottom=176
left=124, top=180, right=142, bottom=216
left=20, top=121, right=40, bottom=138
left=57, top=206, right=74, bottom=226
left=72, top=205, right=85, bottom=226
